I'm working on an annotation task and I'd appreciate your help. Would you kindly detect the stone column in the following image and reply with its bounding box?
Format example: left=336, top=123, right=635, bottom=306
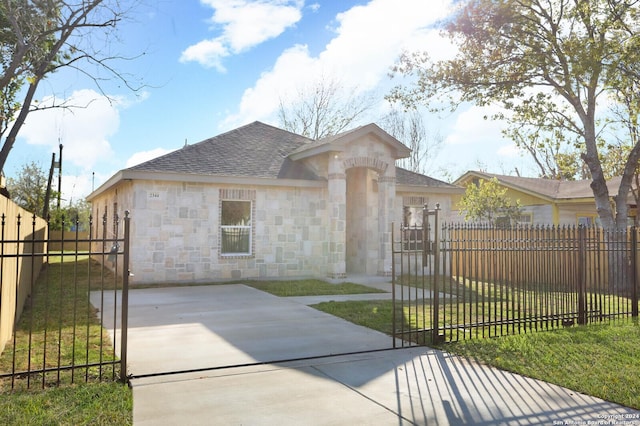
left=377, top=172, right=395, bottom=276
left=327, top=153, right=346, bottom=278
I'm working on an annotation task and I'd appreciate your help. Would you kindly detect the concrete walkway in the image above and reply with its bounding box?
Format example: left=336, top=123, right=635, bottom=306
left=93, top=283, right=640, bottom=425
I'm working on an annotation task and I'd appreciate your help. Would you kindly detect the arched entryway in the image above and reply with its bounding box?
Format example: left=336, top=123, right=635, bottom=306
left=341, top=156, right=395, bottom=277
left=345, top=167, right=379, bottom=275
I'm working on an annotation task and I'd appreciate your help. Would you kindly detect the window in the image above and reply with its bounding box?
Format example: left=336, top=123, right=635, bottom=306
left=577, top=214, right=600, bottom=227
left=221, top=200, right=252, bottom=255
left=402, top=204, right=428, bottom=251
left=403, top=205, right=424, bottom=227
left=495, top=213, right=532, bottom=227
left=515, top=213, right=533, bottom=225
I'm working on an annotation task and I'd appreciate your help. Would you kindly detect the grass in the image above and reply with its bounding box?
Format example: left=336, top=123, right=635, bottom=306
left=440, top=318, right=640, bottom=410
left=1, top=256, right=132, bottom=424
left=392, top=273, right=635, bottom=341
left=312, top=300, right=397, bottom=335
left=243, top=278, right=387, bottom=297
left=312, top=298, right=640, bottom=409
left=0, top=381, right=132, bottom=426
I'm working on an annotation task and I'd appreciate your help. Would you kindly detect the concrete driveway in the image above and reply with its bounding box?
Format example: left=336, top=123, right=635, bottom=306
left=93, top=284, right=394, bottom=377
left=92, top=284, right=640, bottom=425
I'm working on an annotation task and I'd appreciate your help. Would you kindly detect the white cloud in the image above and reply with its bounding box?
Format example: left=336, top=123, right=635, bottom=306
left=224, top=44, right=317, bottom=126
left=180, top=0, right=304, bottom=71
left=18, top=89, right=120, bottom=171
left=125, top=148, right=175, bottom=168
left=181, top=39, right=228, bottom=71
left=320, top=0, right=450, bottom=88
left=497, top=143, right=521, bottom=158
left=444, top=105, right=507, bottom=145
left=60, top=173, right=94, bottom=207
left=223, top=0, right=454, bottom=128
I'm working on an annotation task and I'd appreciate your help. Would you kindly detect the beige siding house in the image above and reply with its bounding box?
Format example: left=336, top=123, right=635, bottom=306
left=88, top=122, right=461, bottom=284
left=453, top=171, right=635, bottom=226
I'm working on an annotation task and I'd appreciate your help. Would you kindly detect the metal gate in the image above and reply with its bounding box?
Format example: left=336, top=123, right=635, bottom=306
left=392, top=206, right=639, bottom=346
left=391, top=204, right=442, bottom=347
left=0, top=212, right=130, bottom=390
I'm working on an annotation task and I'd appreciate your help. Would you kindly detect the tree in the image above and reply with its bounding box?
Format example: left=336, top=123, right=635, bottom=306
left=388, top=0, right=640, bottom=231
left=503, top=123, right=590, bottom=180
left=49, top=198, right=91, bottom=231
left=0, top=0, right=141, bottom=174
left=458, top=177, right=522, bottom=225
left=379, top=108, right=443, bottom=175
left=278, top=75, right=374, bottom=139
left=6, top=160, right=49, bottom=213
left=5, top=160, right=91, bottom=230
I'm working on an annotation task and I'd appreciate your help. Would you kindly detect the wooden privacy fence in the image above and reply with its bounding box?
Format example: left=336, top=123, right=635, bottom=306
left=0, top=201, right=47, bottom=355
left=48, top=230, right=90, bottom=252
left=445, top=225, right=630, bottom=294
left=392, top=205, right=639, bottom=346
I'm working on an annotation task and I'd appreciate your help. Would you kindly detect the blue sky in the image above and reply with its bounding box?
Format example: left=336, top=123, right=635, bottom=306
left=9, top=0, right=537, bottom=205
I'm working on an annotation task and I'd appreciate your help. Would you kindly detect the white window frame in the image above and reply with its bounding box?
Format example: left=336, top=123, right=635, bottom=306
left=220, top=200, right=252, bottom=256
left=577, top=214, right=600, bottom=227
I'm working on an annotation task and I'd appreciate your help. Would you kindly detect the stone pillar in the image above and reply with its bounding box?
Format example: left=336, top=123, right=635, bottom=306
left=377, top=172, right=395, bottom=276
left=327, top=154, right=346, bottom=278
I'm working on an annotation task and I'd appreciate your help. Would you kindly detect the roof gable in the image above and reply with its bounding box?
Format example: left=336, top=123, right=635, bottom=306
left=288, top=123, right=411, bottom=161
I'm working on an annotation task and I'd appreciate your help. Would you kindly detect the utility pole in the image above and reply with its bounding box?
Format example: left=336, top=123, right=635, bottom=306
left=57, top=143, right=63, bottom=210
left=43, top=153, right=56, bottom=218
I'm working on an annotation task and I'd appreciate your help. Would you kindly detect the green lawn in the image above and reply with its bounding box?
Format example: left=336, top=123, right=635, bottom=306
left=392, top=274, right=634, bottom=340
left=441, top=318, right=640, bottom=410
left=312, top=298, right=640, bottom=409
left=1, top=257, right=132, bottom=424
left=243, top=278, right=387, bottom=297
left=0, top=381, right=131, bottom=426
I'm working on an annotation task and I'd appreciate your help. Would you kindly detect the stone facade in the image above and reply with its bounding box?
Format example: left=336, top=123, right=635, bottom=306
left=91, top=180, right=333, bottom=283
left=89, top=122, right=462, bottom=284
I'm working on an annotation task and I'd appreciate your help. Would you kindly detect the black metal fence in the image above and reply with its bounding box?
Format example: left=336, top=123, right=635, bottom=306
left=392, top=206, right=639, bottom=346
left=0, top=212, right=130, bottom=390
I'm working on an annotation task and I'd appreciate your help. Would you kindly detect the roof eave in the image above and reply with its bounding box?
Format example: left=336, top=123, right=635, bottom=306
left=87, top=170, right=327, bottom=201
left=87, top=170, right=126, bottom=201
left=455, top=171, right=557, bottom=203
left=396, top=184, right=465, bottom=194
left=288, top=143, right=345, bottom=161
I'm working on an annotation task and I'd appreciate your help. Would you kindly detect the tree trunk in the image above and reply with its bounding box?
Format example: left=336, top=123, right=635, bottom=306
left=580, top=121, right=633, bottom=294
left=0, top=80, right=39, bottom=173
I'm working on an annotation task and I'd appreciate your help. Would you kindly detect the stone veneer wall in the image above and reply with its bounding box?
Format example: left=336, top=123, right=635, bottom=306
left=92, top=180, right=329, bottom=284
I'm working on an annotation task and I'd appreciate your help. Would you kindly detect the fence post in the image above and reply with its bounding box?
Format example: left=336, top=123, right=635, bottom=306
left=632, top=227, right=638, bottom=318
left=577, top=226, right=587, bottom=325
left=427, top=204, right=442, bottom=344
left=391, top=222, right=396, bottom=348
left=120, top=211, right=131, bottom=383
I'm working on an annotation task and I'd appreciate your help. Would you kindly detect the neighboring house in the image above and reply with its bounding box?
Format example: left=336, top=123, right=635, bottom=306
left=88, top=121, right=462, bottom=284
left=453, top=171, right=636, bottom=226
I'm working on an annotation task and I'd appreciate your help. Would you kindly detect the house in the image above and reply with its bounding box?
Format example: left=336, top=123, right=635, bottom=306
left=88, top=121, right=463, bottom=284
left=453, top=171, right=636, bottom=226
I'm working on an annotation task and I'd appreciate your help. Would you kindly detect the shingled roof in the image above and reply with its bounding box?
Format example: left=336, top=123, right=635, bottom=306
left=127, top=121, right=319, bottom=180
left=396, top=167, right=459, bottom=188
left=124, top=121, right=455, bottom=188
left=457, top=171, right=623, bottom=200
